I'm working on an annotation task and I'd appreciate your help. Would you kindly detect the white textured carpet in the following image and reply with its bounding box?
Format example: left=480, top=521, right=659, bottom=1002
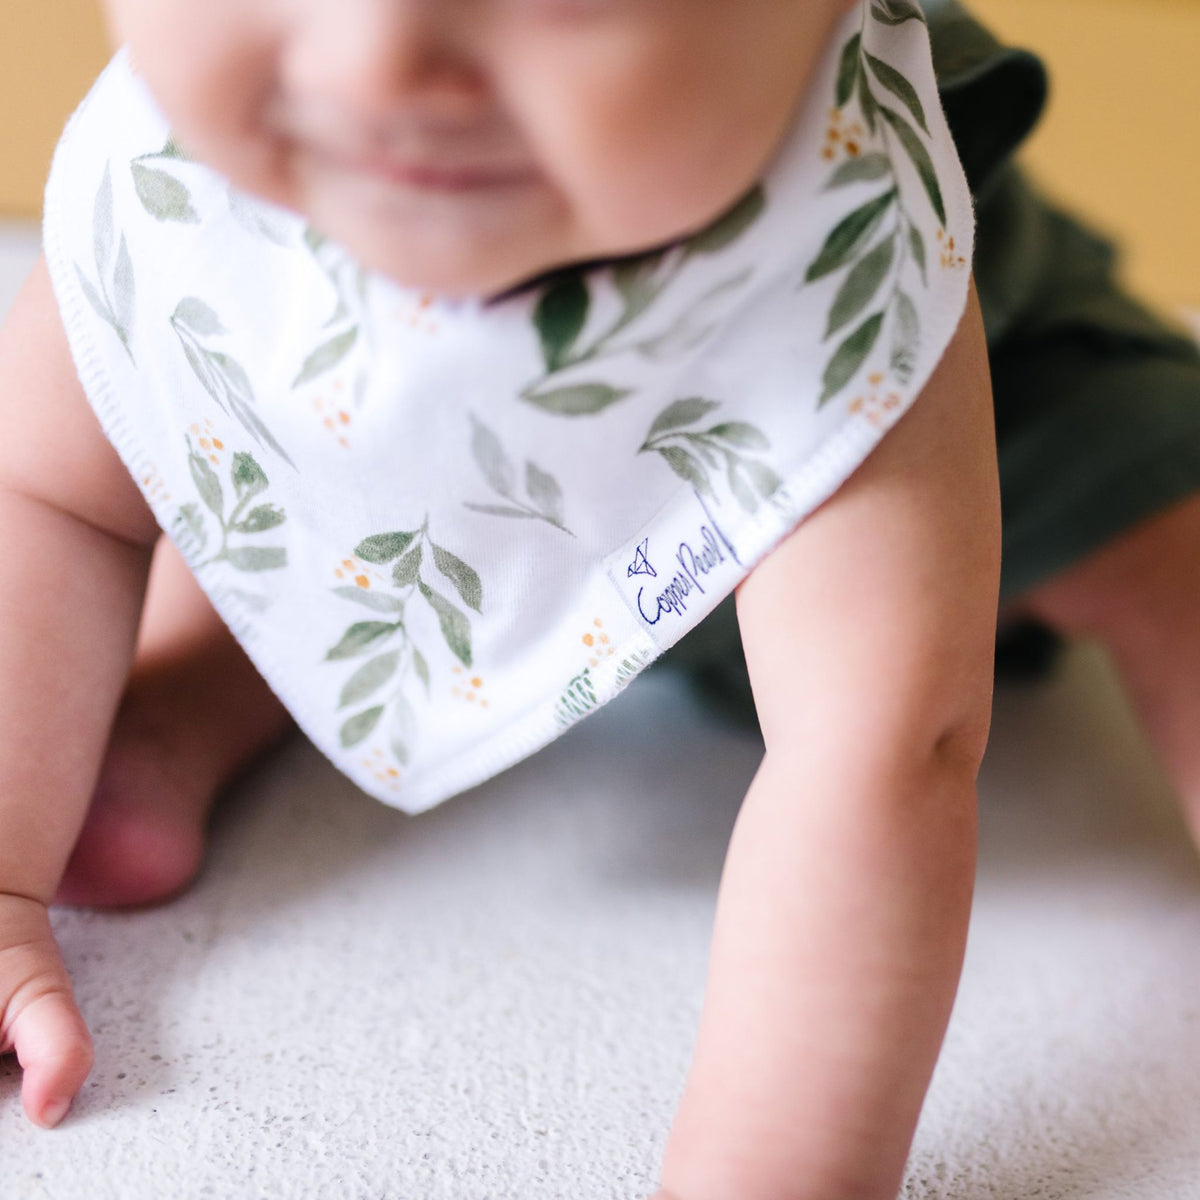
left=4, top=223, right=1200, bottom=1198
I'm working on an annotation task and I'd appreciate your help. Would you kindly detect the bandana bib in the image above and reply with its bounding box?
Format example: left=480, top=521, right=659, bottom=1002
left=44, top=1, right=974, bottom=813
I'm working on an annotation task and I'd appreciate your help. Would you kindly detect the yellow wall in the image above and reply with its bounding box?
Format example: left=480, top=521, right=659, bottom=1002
left=2, top=1, right=1198, bottom=304
left=0, top=1, right=111, bottom=217
left=970, top=0, right=1200, bottom=308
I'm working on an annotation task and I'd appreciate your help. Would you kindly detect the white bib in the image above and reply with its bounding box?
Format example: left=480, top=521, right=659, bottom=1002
left=44, top=1, right=974, bottom=813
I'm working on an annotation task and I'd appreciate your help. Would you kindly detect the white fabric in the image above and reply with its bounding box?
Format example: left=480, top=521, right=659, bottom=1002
left=43, top=2, right=973, bottom=812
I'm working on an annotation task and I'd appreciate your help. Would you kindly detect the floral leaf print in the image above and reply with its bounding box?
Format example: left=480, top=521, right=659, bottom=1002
left=431, top=543, right=483, bottom=613
left=870, top=0, right=926, bottom=26
left=355, top=531, right=417, bottom=564
left=340, top=705, right=385, bottom=749
left=387, top=692, right=419, bottom=765
left=393, top=544, right=423, bottom=588
left=534, top=275, right=590, bottom=372
left=805, top=6, right=948, bottom=405
left=327, top=520, right=485, bottom=769
left=227, top=190, right=295, bottom=246
left=879, top=107, right=946, bottom=227
left=524, top=463, right=564, bottom=527
left=826, top=153, right=892, bottom=189
left=76, top=164, right=136, bottom=362
left=178, top=436, right=288, bottom=572
left=554, top=646, right=652, bottom=729
left=826, top=237, right=896, bottom=338
left=292, top=328, right=359, bottom=388
left=641, top=399, right=779, bottom=513
left=131, top=161, right=200, bottom=224
left=646, top=398, right=722, bottom=440
left=338, top=650, right=401, bottom=709
left=521, top=188, right=765, bottom=407
left=908, top=224, right=928, bottom=284
left=891, top=290, right=920, bottom=383
left=836, top=33, right=862, bottom=106
left=821, top=313, right=885, bottom=405
left=466, top=415, right=573, bottom=534
left=864, top=52, right=928, bottom=133
left=332, top=586, right=406, bottom=614
left=418, top=581, right=472, bottom=667
left=805, top=191, right=896, bottom=283
left=171, top=299, right=295, bottom=466
left=469, top=414, right=516, bottom=497
left=523, top=383, right=631, bottom=417
left=327, top=621, right=398, bottom=660
left=686, top=186, right=765, bottom=255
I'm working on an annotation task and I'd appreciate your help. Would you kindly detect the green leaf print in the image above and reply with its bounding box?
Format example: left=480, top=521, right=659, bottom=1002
left=707, top=422, right=771, bottom=452
left=642, top=398, right=778, bottom=509
left=523, top=383, right=631, bottom=416
left=880, top=107, right=947, bottom=227
left=340, top=705, right=385, bottom=749
left=355, top=531, right=417, bottom=564
left=865, top=52, right=929, bottom=134
left=410, top=647, right=430, bottom=696
left=806, top=6, right=949, bottom=406
left=179, top=439, right=288, bottom=574
left=908, top=223, right=928, bottom=284
left=188, top=450, right=224, bottom=516
left=112, top=235, right=136, bottom=335
left=338, top=651, right=401, bottom=709
left=469, top=414, right=516, bottom=498
left=826, top=154, right=892, bottom=189
left=328, top=521, right=485, bottom=772
left=225, top=546, right=287, bottom=571
left=465, top=414, right=573, bottom=534
left=94, top=163, right=114, bottom=283
left=388, top=693, right=418, bottom=766
left=392, top=545, right=424, bottom=587
left=431, top=542, right=483, bottom=613
left=825, top=237, right=896, bottom=339
left=805, top=191, right=897, bottom=283
left=534, top=275, right=590, bottom=372
left=659, top=445, right=713, bottom=495
left=173, top=297, right=226, bottom=337
left=418, top=582, right=472, bottom=667
left=836, top=33, right=862, bottom=107
left=171, top=302, right=295, bottom=466
left=131, top=162, right=200, bottom=223
left=611, top=252, right=665, bottom=320
left=870, top=0, right=926, bottom=25
left=686, top=185, right=766, bottom=255
left=326, top=621, right=400, bottom=660
left=820, top=312, right=885, bottom=405
left=524, top=462, right=564, bottom=527
left=645, top=398, right=721, bottom=442
left=232, top=451, right=269, bottom=502
left=891, top=290, right=921, bottom=383
left=291, top=327, right=359, bottom=388
left=331, top=585, right=406, bottom=614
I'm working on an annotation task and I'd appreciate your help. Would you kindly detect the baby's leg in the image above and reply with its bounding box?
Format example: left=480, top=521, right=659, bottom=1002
left=56, top=537, right=291, bottom=908
left=1008, top=491, right=1200, bottom=845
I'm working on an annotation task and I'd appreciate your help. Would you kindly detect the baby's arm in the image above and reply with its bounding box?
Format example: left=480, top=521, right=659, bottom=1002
left=0, top=258, right=158, bottom=1126
left=656, top=288, right=1000, bottom=1200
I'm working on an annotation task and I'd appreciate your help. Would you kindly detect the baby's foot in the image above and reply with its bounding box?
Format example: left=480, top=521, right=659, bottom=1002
left=54, top=642, right=290, bottom=909
left=55, top=542, right=291, bottom=909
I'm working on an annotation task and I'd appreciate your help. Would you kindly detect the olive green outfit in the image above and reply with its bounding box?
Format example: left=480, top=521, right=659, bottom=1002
left=661, top=0, right=1200, bottom=719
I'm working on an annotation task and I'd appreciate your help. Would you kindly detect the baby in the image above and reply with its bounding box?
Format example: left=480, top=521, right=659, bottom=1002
left=0, top=1, right=1195, bottom=1198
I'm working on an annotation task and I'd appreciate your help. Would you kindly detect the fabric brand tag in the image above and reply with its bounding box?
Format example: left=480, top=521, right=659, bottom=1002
left=605, top=489, right=745, bottom=653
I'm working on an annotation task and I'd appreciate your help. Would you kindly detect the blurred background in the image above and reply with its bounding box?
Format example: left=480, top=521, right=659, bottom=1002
left=1, top=0, right=1198, bottom=311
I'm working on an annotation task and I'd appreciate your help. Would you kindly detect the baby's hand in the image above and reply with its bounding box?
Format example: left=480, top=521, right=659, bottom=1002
left=0, top=892, right=93, bottom=1127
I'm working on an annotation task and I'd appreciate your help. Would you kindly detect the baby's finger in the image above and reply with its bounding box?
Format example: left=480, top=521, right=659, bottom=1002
left=0, top=897, right=94, bottom=1128
left=12, top=988, right=94, bottom=1127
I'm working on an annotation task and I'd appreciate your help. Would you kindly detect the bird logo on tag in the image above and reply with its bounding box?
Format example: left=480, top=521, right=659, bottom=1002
left=626, top=539, right=656, bottom=579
